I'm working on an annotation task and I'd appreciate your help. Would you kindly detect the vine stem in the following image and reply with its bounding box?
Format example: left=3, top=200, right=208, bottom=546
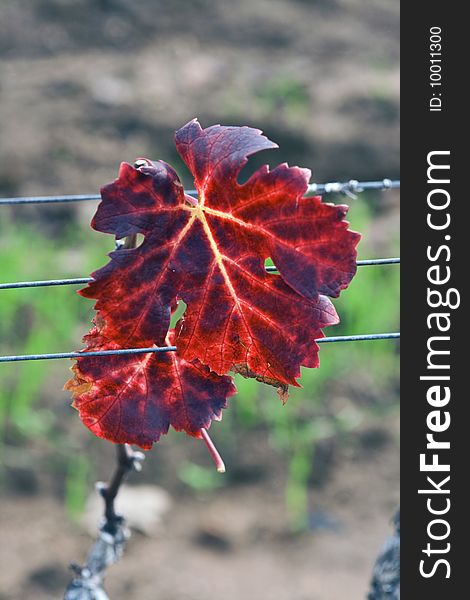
left=100, top=444, right=143, bottom=532
left=63, top=444, right=145, bottom=600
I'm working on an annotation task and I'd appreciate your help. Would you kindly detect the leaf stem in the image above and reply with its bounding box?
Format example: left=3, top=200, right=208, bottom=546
left=200, top=428, right=226, bottom=473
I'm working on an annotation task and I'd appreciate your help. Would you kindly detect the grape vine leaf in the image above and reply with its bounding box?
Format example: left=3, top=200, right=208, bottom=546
left=66, top=119, right=360, bottom=447
left=65, top=322, right=236, bottom=449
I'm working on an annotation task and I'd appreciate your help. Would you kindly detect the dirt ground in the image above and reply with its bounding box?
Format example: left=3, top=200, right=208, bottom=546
left=0, top=415, right=399, bottom=600
left=0, top=0, right=399, bottom=198
left=0, top=1, right=399, bottom=598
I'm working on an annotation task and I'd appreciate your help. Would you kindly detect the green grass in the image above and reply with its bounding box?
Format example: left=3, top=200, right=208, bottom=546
left=255, top=75, right=311, bottom=121
left=0, top=221, right=109, bottom=426
left=0, top=217, right=111, bottom=513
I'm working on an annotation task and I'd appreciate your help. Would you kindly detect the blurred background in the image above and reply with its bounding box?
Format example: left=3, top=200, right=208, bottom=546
left=0, top=1, right=399, bottom=599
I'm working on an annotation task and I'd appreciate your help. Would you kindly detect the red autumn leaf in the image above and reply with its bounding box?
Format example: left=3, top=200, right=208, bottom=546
left=79, top=119, right=360, bottom=392
left=65, top=323, right=236, bottom=449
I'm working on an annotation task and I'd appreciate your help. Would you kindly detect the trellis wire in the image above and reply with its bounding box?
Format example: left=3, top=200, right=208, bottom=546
left=0, top=333, right=400, bottom=363
left=0, top=277, right=93, bottom=290
left=306, top=178, right=399, bottom=196
left=0, top=179, right=399, bottom=205
left=0, top=258, right=400, bottom=290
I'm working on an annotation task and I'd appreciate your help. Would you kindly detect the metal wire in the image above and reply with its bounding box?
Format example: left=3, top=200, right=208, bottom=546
left=0, top=333, right=400, bottom=363
left=306, top=178, right=399, bottom=196
left=0, top=258, right=400, bottom=290
left=0, top=179, right=400, bottom=205
left=354, top=258, right=400, bottom=266
left=0, top=277, right=93, bottom=290
left=317, top=333, right=400, bottom=344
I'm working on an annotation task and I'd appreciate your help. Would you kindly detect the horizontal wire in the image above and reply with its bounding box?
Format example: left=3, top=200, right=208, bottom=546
left=354, top=257, right=400, bottom=266
left=0, top=277, right=93, bottom=290
left=305, top=179, right=400, bottom=196
left=0, top=258, right=400, bottom=290
left=0, top=179, right=400, bottom=205
left=317, top=332, right=400, bottom=344
left=0, top=333, right=400, bottom=363
left=0, top=346, right=177, bottom=363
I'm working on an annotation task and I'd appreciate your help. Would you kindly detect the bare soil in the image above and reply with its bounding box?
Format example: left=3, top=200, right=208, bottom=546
left=0, top=416, right=399, bottom=600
